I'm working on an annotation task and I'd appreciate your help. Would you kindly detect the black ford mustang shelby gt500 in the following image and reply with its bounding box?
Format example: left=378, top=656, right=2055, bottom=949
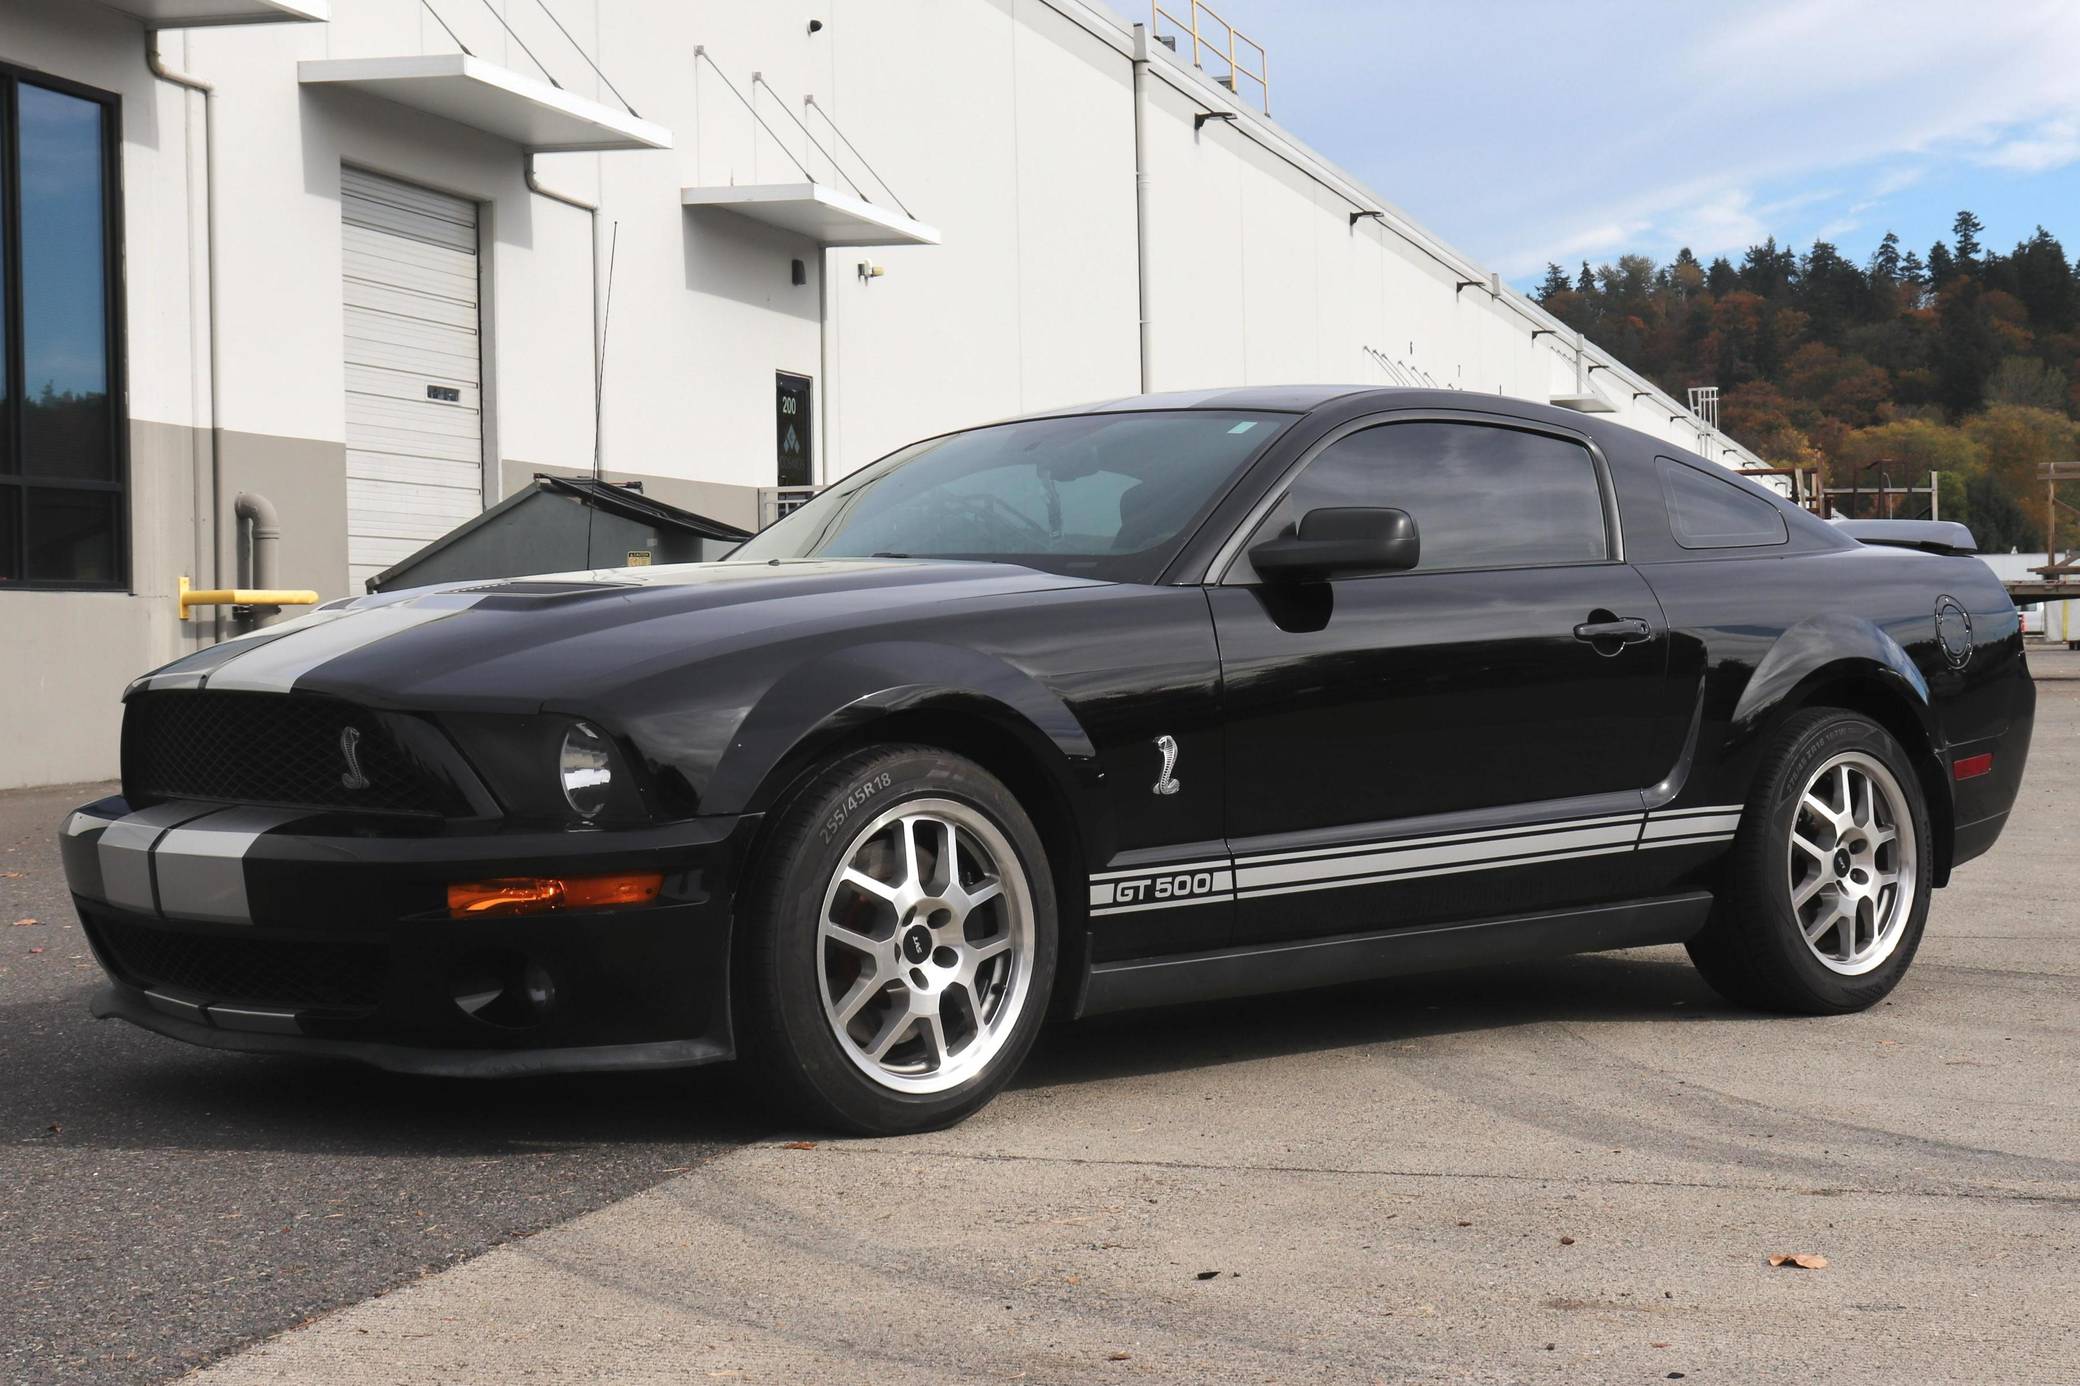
left=61, top=387, right=2032, bottom=1133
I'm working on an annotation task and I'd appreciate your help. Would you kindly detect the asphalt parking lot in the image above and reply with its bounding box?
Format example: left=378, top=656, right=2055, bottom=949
left=5, top=649, right=2076, bottom=1385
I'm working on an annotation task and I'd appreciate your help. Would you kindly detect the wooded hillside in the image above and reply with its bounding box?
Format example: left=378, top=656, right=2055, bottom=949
left=1534, top=213, right=2078, bottom=552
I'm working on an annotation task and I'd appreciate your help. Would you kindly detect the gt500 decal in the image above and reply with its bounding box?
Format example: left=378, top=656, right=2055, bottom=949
left=1089, top=861, right=1234, bottom=917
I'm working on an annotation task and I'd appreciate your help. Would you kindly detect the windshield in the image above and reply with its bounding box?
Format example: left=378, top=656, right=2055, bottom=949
left=731, top=410, right=1293, bottom=581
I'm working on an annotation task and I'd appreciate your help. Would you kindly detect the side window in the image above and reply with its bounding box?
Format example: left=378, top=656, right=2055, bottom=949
left=1257, top=421, right=1609, bottom=574
left=1657, top=457, right=1788, bottom=549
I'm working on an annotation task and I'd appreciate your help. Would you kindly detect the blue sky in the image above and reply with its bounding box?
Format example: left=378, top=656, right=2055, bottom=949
left=1107, top=0, right=2080, bottom=286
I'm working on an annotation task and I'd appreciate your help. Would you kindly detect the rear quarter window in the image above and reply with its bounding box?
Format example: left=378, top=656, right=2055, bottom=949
left=1657, top=456, right=1789, bottom=550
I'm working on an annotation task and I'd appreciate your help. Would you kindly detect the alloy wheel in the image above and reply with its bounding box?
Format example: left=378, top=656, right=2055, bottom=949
left=816, top=797, right=1036, bottom=1094
left=1787, top=751, right=1918, bottom=976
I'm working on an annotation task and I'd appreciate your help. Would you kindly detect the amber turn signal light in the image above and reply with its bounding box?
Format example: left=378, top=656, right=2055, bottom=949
left=447, top=872, right=664, bottom=918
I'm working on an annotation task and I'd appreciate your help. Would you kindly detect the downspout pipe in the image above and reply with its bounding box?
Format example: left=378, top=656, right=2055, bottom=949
left=144, top=30, right=224, bottom=645
left=1132, top=27, right=1155, bottom=394
left=526, top=154, right=603, bottom=480
left=232, top=490, right=282, bottom=631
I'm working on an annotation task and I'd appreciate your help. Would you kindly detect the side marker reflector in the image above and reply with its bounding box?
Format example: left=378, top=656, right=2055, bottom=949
left=1952, top=753, right=1994, bottom=782
left=447, top=872, right=664, bottom=918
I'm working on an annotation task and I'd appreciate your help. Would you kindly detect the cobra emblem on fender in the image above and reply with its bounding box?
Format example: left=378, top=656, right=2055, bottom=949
left=339, top=726, right=371, bottom=790
left=1152, top=734, right=1181, bottom=796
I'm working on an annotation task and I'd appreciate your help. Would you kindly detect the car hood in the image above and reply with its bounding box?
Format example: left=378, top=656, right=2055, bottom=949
left=131, top=558, right=1107, bottom=711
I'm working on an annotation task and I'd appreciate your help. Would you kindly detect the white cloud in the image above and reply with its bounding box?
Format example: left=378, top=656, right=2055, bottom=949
left=1976, top=117, right=2080, bottom=173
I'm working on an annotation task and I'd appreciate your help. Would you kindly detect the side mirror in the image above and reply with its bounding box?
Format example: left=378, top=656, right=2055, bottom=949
left=1248, top=507, right=1420, bottom=582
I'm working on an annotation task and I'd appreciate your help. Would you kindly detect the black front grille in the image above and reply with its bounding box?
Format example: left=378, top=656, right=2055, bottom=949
left=124, top=691, right=466, bottom=816
left=88, top=915, right=387, bottom=1011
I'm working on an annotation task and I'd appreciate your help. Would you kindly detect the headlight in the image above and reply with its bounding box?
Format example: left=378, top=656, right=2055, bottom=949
left=558, top=722, right=614, bottom=819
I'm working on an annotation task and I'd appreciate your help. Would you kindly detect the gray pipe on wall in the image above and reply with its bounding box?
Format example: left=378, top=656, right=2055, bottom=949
left=233, top=491, right=281, bottom=630
left=144, top=29, right=225, bottom=646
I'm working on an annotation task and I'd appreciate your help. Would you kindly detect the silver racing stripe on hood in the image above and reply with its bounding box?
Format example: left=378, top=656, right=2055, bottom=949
left=199, top=592, right=489, bottom=694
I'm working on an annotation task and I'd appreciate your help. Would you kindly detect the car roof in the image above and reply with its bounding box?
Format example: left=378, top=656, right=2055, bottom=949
left=1015, top=385, right=1395, bottom=418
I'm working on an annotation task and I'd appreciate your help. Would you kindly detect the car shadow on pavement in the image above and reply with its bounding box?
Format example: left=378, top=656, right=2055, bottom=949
left=14, top=947, right=1755, bottom=1155
left=4, top=985, right=774, bottom=1156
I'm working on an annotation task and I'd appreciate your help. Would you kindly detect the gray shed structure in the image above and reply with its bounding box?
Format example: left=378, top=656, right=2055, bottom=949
left=367, top=477, right=750, bottom=592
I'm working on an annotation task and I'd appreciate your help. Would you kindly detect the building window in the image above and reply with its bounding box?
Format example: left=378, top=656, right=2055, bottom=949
left=1, top=68, right=125, bottom=588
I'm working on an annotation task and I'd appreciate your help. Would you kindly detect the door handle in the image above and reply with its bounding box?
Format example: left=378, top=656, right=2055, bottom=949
left=1573, top=616, right=1653, bottom=645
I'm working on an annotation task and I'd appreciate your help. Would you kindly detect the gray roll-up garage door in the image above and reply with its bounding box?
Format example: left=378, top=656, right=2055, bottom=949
left=341, top=167, right=483, bottom=592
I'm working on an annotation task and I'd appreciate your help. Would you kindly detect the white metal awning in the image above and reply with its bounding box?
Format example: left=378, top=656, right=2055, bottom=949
left=299, top=55, right=670, bottom=153
left=96, top=0, right=326, bottom=24
left=680, top=183, right=940, bottom=247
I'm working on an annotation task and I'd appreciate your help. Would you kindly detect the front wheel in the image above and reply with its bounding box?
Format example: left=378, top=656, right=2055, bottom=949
left=736, top=745, right=1057, bottom=1134
left=1687, top=709, right=1933, bottom=1014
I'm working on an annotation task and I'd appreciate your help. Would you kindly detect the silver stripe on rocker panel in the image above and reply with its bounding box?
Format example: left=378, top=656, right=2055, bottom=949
left=1237, top=841, right=1639, bottom=901
left=1233, top=812, right=1645, bottom=868
left=152, top=806, right=307, bottom=924
left=1235, top=820, right=1643, bottom=893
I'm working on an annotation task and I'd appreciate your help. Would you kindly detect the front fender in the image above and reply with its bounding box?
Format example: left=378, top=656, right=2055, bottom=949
left=702, top=640, right=1103, bottom=837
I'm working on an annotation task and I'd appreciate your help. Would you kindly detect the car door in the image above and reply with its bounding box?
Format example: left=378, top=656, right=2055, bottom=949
left=1206, top=415, right=1671, bottom=947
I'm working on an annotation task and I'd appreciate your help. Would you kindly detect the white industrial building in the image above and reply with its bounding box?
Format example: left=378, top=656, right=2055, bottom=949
left=0, top=0, right=1759, bottom=788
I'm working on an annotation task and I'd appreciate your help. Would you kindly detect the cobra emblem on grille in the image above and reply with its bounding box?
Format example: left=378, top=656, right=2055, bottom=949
left=338, top=726, right=371, bottom=790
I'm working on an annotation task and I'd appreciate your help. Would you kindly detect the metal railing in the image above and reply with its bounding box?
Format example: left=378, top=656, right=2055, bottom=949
left=1151, top=1, right=1268, bottom=113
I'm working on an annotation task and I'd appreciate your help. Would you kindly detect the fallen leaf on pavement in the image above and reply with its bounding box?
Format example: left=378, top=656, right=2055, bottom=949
left=1107, top=1352, right=1131, bottom=1362
left=1768, top=1253, right=1828, bottom=1269
left=11, top=918, right=38, bottom=927
left=1558, top=1236, right=1575, bottom=1246
left=781, top=1140, right=817, bottom=1150
left=26, top=947, right=42, bottom=954
left=1195, top=1270, right=1220, bottom=1280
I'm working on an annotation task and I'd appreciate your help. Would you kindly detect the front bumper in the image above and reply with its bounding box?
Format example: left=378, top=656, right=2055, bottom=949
left=59, top=796, right=760, bottom=1075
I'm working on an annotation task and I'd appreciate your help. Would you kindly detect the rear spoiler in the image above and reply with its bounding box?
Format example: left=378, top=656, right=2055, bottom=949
left=1832, top=519, right=1979, bottom=556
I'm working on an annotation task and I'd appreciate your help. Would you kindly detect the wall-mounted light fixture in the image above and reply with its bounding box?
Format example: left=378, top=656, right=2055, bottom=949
left=1194, top=110, right=1238, bottom=131
left=1530, top=328, right=1557, bottom=341
left=1350, top=210, right=1385, bottom=228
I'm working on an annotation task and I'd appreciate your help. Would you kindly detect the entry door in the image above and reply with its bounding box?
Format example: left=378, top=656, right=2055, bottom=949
left=1210, top=418, right=1672, bottom=946
left=341, top=168, right=483, bottom=592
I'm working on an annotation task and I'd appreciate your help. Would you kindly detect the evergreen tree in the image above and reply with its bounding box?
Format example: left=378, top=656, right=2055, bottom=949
left=1937, top=281, right=2001, bottom=415
left=1537, top=262, right=1571, bottom=301
left=1705, top=256, right=1737, bottom=297
left=1869, top=231, right=1902, bottom=283
left=2008, top=227, right=2075, bottom=333
left=1953, top=209, right=1985, bottom=270
left=1927, top=240, right=1956, bottom=286
left=1576, top=260, right=1595, bottom=295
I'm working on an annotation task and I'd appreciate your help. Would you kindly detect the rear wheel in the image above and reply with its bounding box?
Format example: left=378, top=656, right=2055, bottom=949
left=1687, top=709, right=1932, bottom=1013
left=737, top=745, right=1057, bottom=1134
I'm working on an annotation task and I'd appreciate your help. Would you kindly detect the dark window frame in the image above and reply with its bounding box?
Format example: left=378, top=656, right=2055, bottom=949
left=1222, top=415, right=1622, bottom=583
left=0, top=60, right=129, bottom=592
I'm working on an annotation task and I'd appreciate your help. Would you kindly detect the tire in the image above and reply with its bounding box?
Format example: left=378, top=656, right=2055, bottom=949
left=1687, top=708, right=1933, bottom=1014
left=736, top=744, right=1058, bottom=1135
